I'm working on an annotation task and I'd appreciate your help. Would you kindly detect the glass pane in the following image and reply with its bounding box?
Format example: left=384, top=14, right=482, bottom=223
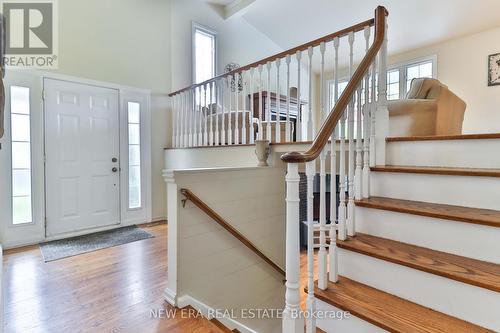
left=13, top=170, right=31, bottom=197
left=13, top=196, right=32, bottom=224
left=129, top=165, right=141, bottom=209
left=406, top=65, right=420, bottom=81
left=388, top=70, right=399, bottom=83
left=388, top=83, right=399, bottom=96
left=129, top=145, right=141, bottom=166
left=195, top=29, right=215, bottom=84
left=128, top=102, right=140, bottom=124
left=420, top=62, right=433, bottom=78
left=11, top=86, right=30, bottom=115
left=12, top=142, right=31, bottom=169
left=11, top=114, right=30, bottom=141
left=128, top=124, right=140, bottom=145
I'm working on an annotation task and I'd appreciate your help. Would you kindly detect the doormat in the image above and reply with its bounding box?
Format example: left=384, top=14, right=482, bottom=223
left=39, top=226, right=154, bottom=262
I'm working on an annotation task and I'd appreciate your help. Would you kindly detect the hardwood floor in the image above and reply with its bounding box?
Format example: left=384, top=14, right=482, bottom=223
left=3, top=223, right=228, bottom=333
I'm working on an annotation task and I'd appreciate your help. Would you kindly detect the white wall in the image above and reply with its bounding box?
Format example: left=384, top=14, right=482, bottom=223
left=166, top=167, right=285, bottom=333
left=49, top=0, right=172, bottom=221
left=389, top=26, right=500, bottom=134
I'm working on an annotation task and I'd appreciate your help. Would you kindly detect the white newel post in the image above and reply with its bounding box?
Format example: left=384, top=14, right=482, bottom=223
left=376, top=22, right=389, bottom=166
left=283, top=163, right=304, bottom=333
left=305, top=161, right=316, bottom=333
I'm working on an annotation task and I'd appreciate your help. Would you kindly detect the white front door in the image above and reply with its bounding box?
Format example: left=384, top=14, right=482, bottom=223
left=45, top=79, right=120, bottom=236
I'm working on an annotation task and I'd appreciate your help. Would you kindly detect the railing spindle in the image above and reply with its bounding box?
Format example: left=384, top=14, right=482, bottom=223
left=305, top=161, right=317, bottom=333
left=235, top=74, right=240, bottom=145
left=275, top=59, right=281, bottom=143
left=266, top=61, right=272, bottom=142
left=183, top=91, right=188, bottom=147
left=258, top=65, right=263, bottom=140
left=318, top=149, right=328, bottom=290
left=220, top=82, right=225, bottom=146
left=209, top=82, right=214, bottom=146
left=228, top=77, right=233, bottom=145
left=307, top=46, right=313, bottom=140
left=370, top=53, right=377, bottom=166
left=242, top=73, right=247, bottom=144
left=347, top=31, right=356, bottom=237
left=296, top=51, right=302, bottom=142
left=249, top=69, right=255, bottom=144
left=363, top=26, right=372, bottom=198
left=355, top=83, right=363, bottom=201
left=203, top=84, right=208, bottom=146
left=172, top=95, right=177, bottom=148
left=376, top=22, right=389, bottom=165
left=215, top=80, right=220, bottom=146
left=285, top=55, right=291, bottom=142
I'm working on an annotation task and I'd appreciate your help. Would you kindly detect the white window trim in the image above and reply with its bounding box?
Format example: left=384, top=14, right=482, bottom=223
left=192, top=22, right=218, bottom=85
left=327, top=54, right=438, bottom=103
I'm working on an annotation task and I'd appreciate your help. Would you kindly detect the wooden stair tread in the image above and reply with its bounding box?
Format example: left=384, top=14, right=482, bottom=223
left=356, top=196, right=500, bottom=228
left=337, top=234, right=500, bottom=292
left=387, top=133, right=500, bottom=142
left=314, top=277, right=493, bottom=333
left=371, top=165, right=500, bottom=177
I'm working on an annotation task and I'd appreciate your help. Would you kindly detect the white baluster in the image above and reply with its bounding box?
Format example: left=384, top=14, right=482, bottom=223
left=329, top=36, right=340, bottom=282
left=190, top=89, right=194, bottom=147
left=275, top=59, right=281, bottom=143
left=307, top=46, right=314, bottom=140
left=305, top=161, right=317, bottom=333
left=296, top=51, right=302, bottom=142
left=363, top=26, right=372, bottom=198
left=242, top=72, right=247, bottom=144
left=249, top=69, right=255, bottom=144
left=209, top=82, right=214, bottom=146
left=283, top=163, right=304, bottom=333
left=376, top=22, right=389, bottom=166
left=285, top=55, right=291, bottom=142
left=266, top=61, right=272, bottom=142
left=319, top=42, right=326, bottom=124
left=235, top=74, right=240, bottom=145
left=370, top=53, right=377, bottom=166
left=347, top=31, right=356, bottom=237
left=220, top=82, right=226, bottom=146
left=203, top=84, right=208, bottom=146
left=318, top=149, right=328, bottom=290
left=183, top=91, right=188, bottom=147
left=338, top=113, right=347, bottom=241
left=228, top=77, right=233, bottom=145
left=199, top=86, right=203, bottom=146
left=172, top=95, right=177, bottom=148
left=258, top=65, right=264, bottom=140
left=215, top=80, right=220, bottom=146
left=355, top=83, right=363, bottom=200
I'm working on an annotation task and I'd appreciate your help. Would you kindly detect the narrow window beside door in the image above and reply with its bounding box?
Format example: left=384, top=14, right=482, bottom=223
left=128, top=102, right=141, bottom=209
left=11, top=86, right=33, bottom=225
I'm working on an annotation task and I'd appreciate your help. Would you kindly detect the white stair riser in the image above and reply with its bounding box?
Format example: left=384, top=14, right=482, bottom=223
left=371, top=172, right=500, bottom=210
left=387, top=139, right=500, bottom=168
left=316, top=300, right=387, bottom=333
left=338, top=249, right=500, bottom=331
left=356, top=207, right=500, bottom=264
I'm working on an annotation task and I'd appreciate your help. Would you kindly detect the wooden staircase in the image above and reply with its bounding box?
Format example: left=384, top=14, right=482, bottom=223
left=310, top=135, right=500, bottom=332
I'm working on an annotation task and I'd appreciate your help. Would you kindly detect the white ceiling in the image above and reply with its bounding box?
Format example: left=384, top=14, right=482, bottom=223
left=240, top=0, right=500, bottom=57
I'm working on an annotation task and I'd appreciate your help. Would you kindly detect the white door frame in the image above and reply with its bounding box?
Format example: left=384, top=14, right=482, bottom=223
left=0, top=69, right=152, bottom=248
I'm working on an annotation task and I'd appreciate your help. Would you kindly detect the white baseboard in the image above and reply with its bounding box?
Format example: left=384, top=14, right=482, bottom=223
left=176, top=294, right=258, bottom=333
left=164, top=288, right=177, bottom=307
left=152, top=216, right=168, bottom=222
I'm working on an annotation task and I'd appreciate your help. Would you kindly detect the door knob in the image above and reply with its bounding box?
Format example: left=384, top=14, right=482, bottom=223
left=112, top=157, right=118, bottom=163
left=112, top=167, right=118, bottom=173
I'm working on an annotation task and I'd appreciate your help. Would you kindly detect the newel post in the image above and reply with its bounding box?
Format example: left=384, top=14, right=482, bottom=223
left=375, top=20, right=389, bottom=166
left=283, top=163, right=304, bottom=333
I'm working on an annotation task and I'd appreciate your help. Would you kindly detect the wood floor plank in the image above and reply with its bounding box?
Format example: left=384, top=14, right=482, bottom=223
left=337, top=233, right=500, bottom=292
left=356, top=196, right=500, bottom=228
left=370, top=165, right=500, bottom=177
left=314, top=277, right=493, bottom=333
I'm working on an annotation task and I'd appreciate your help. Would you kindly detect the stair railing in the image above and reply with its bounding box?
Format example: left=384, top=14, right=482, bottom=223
left=168, top=17, right=377, bottom=147
left=280, top=6, right=389, bottom=333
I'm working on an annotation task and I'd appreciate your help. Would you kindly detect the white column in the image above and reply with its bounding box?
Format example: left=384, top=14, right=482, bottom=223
left=266, top=61, right=272, bottom=142
left=318, top=149, right=328, bottom=290
left=285, top=55, right=291, bottom=142
left=363, top=26, right=372, bottom=198
left=275, top=58, right=281, bottom=143
left=376, top=22, right=389, bottom=166
left=305, top=161, right=317, bottom=333
left=347, top=31, right=356, bottom=237
left=235, top=74, right=240, bottom=145
left=283, top=163, right=304, bottom=333
left=296, top=51, right=302, bottom=141
left=307, top=46, right=314, bottom=140
left=258, top=65, right=264, bottom=140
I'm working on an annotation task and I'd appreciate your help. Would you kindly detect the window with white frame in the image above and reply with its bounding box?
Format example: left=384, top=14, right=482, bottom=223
left=10, top=86, right=33, bottom=225
left=128, top=102, right=141, bottom=209
left=193, top=23, right=216, bottom=85
left=405, top=60, right=434, bottom=93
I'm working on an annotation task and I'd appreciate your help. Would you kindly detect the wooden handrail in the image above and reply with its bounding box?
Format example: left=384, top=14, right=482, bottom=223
left=168, top=18, right=375, bottom=97
left=281, top=6, right=388, bottom=163
left=180, top=188, right=286, bottom=277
